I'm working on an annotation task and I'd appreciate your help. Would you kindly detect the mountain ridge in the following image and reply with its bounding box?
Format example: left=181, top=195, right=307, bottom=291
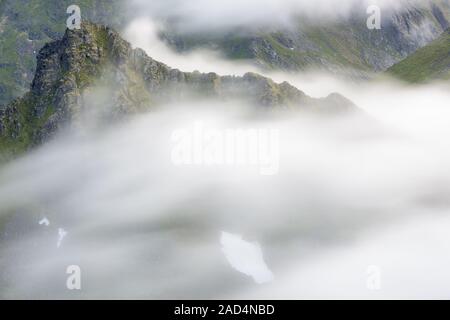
left=2, top=0, right=450, bottom=106
left=162, top=1, right=450, bottom=74
left=0, top=22, right=357, bottom=159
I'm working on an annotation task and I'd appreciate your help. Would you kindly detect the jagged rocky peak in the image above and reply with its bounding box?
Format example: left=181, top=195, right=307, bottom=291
left=31, top=23, right=129, bottom=109
left=0, top=22, right=357, bottom=156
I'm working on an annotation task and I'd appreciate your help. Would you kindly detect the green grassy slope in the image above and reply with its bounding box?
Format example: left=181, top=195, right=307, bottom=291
left=387, top=29, right=450, bottom=83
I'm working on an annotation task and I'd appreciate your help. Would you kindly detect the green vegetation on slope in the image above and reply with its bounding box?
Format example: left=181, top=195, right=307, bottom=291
left=387, top=29, right=450, bottom=83
left=0, top=22, right=358, bottom=162
left=162, top=2, right=450, bottom=74
left=0, top=0, right=123, bottom=105
left=0, top=23, right=113, bottom=161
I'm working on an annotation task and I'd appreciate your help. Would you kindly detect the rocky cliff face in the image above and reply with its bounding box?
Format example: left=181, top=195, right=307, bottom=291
left=0, top=0, right=124, bottom=105
left=0, top=22, right=356, bottom=158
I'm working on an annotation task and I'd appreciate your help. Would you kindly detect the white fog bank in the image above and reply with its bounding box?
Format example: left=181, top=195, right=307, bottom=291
left=129, top=0, right=415, bottom=32
left=1, top=78, right=450, bottom=298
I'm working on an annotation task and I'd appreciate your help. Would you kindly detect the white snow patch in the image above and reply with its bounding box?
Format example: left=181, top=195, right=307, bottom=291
left=220, top=231, right=274, bottom=284
left=38, top=217, right=50, bottom=226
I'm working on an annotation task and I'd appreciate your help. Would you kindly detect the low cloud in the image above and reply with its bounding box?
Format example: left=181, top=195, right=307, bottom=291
left=1, top=77, right=450, bottom=298
left=129, top=0, right=415, bottom=32
left=123, top=18, right=260, bottom=75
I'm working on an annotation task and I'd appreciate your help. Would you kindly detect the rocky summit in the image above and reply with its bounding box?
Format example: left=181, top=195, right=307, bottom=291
left=0, top=22, right=357, bottom=158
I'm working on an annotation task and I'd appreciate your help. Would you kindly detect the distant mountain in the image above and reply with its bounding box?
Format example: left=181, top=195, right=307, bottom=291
left=0, top=23, right=357, bottom=159
left=162, top=1, right=450, bottom=75
left=387, top=28, right=450, bottom=82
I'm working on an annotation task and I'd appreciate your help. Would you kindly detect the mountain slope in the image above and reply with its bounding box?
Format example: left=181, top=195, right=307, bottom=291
left=387, top=28, right=450, bottom=82
left=0, top=22, right=357, bottom=159
left=162, top=1, right=450, bottom=74
left=1, top=1, right=449, bottom=106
